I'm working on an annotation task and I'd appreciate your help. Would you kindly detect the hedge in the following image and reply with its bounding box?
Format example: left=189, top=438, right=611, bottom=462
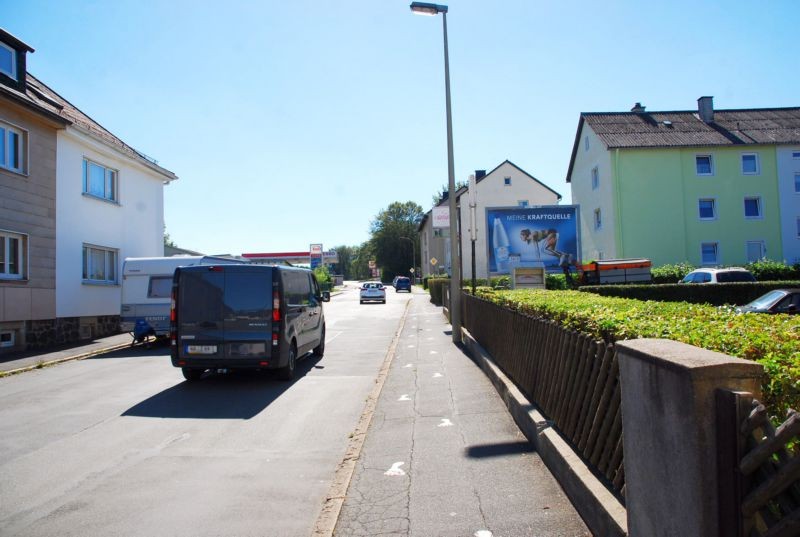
left=473, top=287, right=799, bottom=419
left=428, top=278, right=449, bottom=306
left=580, top=281, right=800, bottom=306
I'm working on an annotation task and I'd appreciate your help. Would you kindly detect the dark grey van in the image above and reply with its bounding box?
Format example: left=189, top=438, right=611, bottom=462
left=170, top=264, right=330, bottom=381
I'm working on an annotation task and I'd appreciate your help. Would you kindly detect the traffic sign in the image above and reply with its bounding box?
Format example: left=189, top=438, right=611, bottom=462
left=430, top=258, right=438, bottom=266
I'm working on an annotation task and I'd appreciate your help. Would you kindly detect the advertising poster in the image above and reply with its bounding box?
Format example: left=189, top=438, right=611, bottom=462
left=486, top=206, right=579, bottom=274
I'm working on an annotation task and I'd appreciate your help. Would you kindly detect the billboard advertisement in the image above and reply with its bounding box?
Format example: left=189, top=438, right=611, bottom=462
left=486, top=206, right=580, bottom=274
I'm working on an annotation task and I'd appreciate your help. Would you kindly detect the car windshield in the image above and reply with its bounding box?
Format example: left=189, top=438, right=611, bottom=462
left=745, top=290, right=785, bottom=309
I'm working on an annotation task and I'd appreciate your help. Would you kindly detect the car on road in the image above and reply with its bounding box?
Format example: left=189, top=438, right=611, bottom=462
left=679, top=267, right=756, bottom=284
left=736, top=289, right=800, bottom=314
left=170, top=264, right=330, bottom=381
left=393, top=276, right=412, bottom=292
left=360, top=282, right=386, bottom=304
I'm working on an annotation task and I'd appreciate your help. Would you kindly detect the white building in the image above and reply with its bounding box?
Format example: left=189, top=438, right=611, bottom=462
left=0, top=29, right=176, bottom=351
left=777, top=147, right=800, bottom=264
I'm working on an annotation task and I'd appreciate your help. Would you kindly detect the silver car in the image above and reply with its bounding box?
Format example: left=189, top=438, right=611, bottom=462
left=360, top=282, right=386, bottom=304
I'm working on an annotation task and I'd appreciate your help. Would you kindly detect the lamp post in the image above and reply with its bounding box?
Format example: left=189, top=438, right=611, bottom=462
left=399, top=236, right=416, bottom=282
left=410, top=1, right=461, bottom=344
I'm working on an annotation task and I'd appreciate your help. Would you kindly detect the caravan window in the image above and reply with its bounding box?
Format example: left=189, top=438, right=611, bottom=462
left=148, top=276, right=173, bottom=298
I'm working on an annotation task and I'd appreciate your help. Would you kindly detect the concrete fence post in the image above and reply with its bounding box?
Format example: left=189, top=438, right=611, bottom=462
left=615, top=338, right=763, bottom=537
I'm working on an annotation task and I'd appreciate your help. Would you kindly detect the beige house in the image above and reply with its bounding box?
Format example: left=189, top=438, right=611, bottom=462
left=418, top=160, right=563, bottom=281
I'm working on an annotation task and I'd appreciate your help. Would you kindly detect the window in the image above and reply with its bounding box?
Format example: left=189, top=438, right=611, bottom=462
left=701, top=242, right=719, bottom=265
left=0, top=42, right=15, bottom=79
left=591, top=167, right=599, bottom=190
left=698, top=198, right=716, bottom=220
left=0, top=120, right=27, bottom=173
left=744, top=197, right=762, bottom=219
left=794, top=173, right=800, bottom=193
left=696, top=155, right=714, bottom=176
left=594, top=208, right=602, bottom=230
left=741, top=153, right=759, bottom=175
left=793, top=151, right=800, bottom=159
left=82, top=244, right=118, bottom=284
left=0, top=230, right=26, bottom=279
left=746, top=241, right=765, bottom=262
left=517, top=200, right=529, bottom=208
left=584, top=136, right=589, bottom=151
left=82, top=158, right=118, bottom=202
left=503, top=177, right=511, bottom=186
left=797, top=218, right=800, bottom=239
left=147, top=276, right=173, bottom=298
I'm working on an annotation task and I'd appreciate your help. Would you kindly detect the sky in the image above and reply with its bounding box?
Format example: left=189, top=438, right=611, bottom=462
left=3, top=0, right=798, bottom=255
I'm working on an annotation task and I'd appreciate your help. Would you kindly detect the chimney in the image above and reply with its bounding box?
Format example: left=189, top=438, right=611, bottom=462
left=475, top=170, right=486, bottom=180
left=698, top=96, right=714, bottom=123
left=631, top=102, right=646, bottom=113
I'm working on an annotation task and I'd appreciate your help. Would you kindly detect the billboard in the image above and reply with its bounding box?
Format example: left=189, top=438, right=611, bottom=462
left=486, top=206, right=580, bottom=274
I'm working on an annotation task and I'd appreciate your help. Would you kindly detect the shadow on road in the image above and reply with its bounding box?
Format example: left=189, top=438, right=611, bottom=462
left=465, top=441, right=535, bottom=458
left=122, top=353, right=322, bottom=420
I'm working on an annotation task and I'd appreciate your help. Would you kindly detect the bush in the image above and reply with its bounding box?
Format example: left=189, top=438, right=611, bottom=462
left=473, top=288, right=799, bottom=418
left=580, top=281, right=800, bottom=306
left=428, top=278, right=449, bottom=306
left=745, top=258, right=800, bottom=281
left=313, top=266, right=332, bottom=290
left=651, top=262, right=696, bottom=284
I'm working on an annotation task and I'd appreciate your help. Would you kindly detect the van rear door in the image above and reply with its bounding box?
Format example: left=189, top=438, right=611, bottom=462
left=221, top=266, right=273, bottom=359
left=177, top=266, right=273, bottom=360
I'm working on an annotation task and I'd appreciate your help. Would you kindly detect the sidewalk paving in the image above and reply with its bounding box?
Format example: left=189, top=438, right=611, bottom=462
left=332, top=293, right=589, bottom=537
left=0, top=332, right=134, bottom=375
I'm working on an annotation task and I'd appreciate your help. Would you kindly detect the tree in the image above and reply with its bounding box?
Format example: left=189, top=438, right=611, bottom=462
left=369, top=201, right=424, bottom=281
left=331, top=245, right=355, bottom=279
left=431, top=180, right=468, bottom=206
left=164, top=231, right=177, bottom=248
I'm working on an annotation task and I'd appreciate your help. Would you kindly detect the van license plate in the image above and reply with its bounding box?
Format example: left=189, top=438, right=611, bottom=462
left=187, top=345, right=217, bottom=354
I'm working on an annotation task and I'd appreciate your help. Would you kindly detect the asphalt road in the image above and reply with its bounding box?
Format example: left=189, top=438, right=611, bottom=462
left=0, top=283, right=412, bottom=537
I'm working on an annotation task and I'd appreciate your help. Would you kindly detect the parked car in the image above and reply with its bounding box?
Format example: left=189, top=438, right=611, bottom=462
left=170, top=264, right=330, bottom=381
left=393, top=276, right=412, bottom=292
left=736, top=289, right=800, bottom=314
left=679, top=267, right=756, bottom=284
left=360, top=282, right=386, bottom=304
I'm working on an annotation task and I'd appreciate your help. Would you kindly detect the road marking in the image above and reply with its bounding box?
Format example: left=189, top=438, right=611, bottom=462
left=429, top=350, right=438, bottom=354
left=433, top=372, right=443, bottom=378
left=398, top=394, right=411, bottom=401
left=384, top=462, right=406, bottom=476
left=403, top=363, right=414, bottom=368
left=407, top=344, right=415, bottom=348
left=438, top=418, right=453, bottom=427
left=475, top=531, right=493, bottom=537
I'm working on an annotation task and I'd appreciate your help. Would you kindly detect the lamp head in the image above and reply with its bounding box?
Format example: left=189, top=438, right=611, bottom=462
left=410, top=2, right=448, bottom=15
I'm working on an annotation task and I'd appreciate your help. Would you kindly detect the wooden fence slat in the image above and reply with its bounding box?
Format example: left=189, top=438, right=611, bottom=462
left=760, top=507, right=800, bottom=537
left=591, top=376, right=621, bottom=469
left=578, top=344, right=611, bottom=454
left=740, top=411, right=800, bottom=476
left=742, top=443, right=800, bottom=516
left=564, top=335, right=592, bottom=441
left=586, top=351, right=619, bottom=462
left=575, top=341, right=604, bottom=451
left=553, top=331, right=578, bottom=426
left=599, top=401, right=623, bottom=478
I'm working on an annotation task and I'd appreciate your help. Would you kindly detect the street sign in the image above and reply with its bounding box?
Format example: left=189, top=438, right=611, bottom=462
left=432, top=207, right=449, bottom=228
left=430, top=258, right=438, bottom=266
left=410, top=268, right=415, bottom=273
left=310, top=243, right=323, bottom=256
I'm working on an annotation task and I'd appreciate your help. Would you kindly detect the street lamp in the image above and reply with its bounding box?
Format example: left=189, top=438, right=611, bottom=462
left=410, top=1, right=461, bottom=344
left=399, top=236, right=416, bottom=282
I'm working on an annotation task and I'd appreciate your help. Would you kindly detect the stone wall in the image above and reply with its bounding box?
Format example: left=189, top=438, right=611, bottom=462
left=24, top=315, right=120, bottom=350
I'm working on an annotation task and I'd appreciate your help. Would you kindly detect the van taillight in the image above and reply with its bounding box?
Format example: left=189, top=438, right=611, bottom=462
left=272, top=333, right=278, bottom=346
left=170, top=291, right=176, bottom=322
left=273, top=290, right=280, bottom=322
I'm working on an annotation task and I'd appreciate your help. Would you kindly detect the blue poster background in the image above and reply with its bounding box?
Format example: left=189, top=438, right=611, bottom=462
left=486, top=206, right=579, bottom=274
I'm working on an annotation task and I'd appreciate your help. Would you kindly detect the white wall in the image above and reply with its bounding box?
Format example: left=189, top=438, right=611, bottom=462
left=569, top=124, right=616, bottom=261
left=56, top=128, right=166, bottom=317
left=777, top=146, right=800, bottom=264
left=459, top=161, right=560, bottom=280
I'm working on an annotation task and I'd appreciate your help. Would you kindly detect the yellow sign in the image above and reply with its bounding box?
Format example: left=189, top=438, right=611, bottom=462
left=430, top=258, right=438, bottom=266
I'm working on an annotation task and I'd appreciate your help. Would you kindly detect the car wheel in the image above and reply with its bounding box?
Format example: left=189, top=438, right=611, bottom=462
left=360, top=300, right=364, bottom=304
left=313, top=326, right=325, bottom=357
left=382, top=299, right=386, bottom=304
left=182, top=367, right=204, bottom=381
left=277, top=342, right=296, bottom=381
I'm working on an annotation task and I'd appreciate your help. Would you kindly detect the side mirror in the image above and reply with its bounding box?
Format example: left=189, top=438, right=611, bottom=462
left=321, top=291, right=331, bottom=302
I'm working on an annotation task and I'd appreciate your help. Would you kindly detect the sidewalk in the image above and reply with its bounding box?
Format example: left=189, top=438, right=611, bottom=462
left=332, top=293, right=590, bottom=536
left=0, top=332, right=133, bottom=375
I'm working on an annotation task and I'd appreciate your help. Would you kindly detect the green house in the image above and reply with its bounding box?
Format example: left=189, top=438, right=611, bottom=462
left=566, top=97, right=800, bottom=267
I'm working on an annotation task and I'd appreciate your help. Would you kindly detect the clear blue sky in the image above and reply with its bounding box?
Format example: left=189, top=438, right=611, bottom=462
left=4, top=0, right=797, bottom=255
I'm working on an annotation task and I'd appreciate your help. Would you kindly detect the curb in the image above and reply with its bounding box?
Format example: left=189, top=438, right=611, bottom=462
left=0, top=341, right=135, bottom=377
left=461, top=327, right=628, bottom=537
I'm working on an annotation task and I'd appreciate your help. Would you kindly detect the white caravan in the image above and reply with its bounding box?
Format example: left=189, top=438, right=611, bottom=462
left=121, top=256, right=241, bottom=339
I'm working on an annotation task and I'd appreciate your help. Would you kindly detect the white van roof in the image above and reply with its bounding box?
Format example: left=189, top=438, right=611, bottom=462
left=122, top=256, right=242, bottom=276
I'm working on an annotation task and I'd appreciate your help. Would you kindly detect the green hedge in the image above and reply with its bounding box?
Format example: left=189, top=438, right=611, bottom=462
left=428, top=278, right=449, bottom=306
left=473, top=288, right=799, bottom=419
left=650, top=259, right=800, bottom=285
left=580, top=281, right=800, bottom=306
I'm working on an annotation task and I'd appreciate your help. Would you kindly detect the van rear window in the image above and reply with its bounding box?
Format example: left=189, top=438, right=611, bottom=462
left=148, top=276, right=173, bottom=298
left=224, top=273, right=271, bottom=319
